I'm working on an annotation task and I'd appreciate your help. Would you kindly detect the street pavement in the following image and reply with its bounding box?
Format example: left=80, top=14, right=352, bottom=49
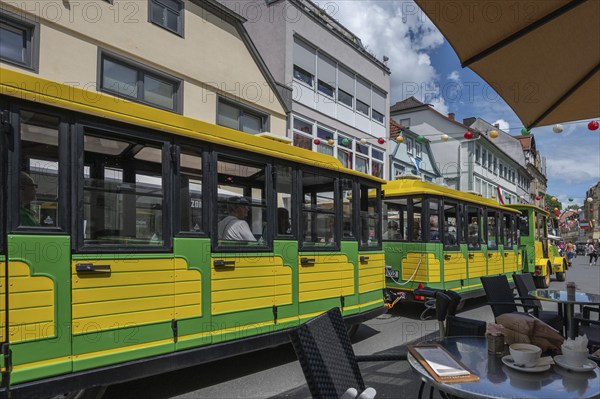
left=105, top=255, right=599, bottom=398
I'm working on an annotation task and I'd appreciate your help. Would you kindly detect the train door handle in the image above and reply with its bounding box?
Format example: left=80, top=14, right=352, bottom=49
left=214, top=260, right=236, bottom=267
left=76, top=263, right=111, bottom=272
left=504, top=253, right=509, bottom=257
left=444, top=254, right=451, bottom=260
left=300, top=257, right=315, bottom=264
left=488, top=253, right=493, bottom=258
left=468, top=254, right=474, bottom=259
left=359, top=256, right=369, bottom=263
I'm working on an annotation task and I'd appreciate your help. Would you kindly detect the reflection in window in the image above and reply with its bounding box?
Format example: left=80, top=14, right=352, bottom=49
left=275, top=165, right=293, bottom=237
left=443, top=202, right=459, bottom=247
left=217, top=99, right=266, bottom=134
left=179, top=147, right=203, bottom=233
left=341, top=179, right=354, bottom=238
left=360, top=185, right=380, bottom=248
left=294, top=65, right=313, bottom=87
left=518, top=214, right=530, bottom=237
left=301, top=172, right=335, bottom=247
left=503, top=214, right=514, bottom=249
left=316, top=127, right=334, bottom=156
left=411, top=198, right=423, bottom=242
left=487, top=211, right=498, bottom=250
left=428, top=199, right=440, bottom=242
left=382, top=200, right=407, bottom=241
left=83, top=132, right=164, bottom=246
left=467, top=207, right=480, bottom=249
left=216, top=158, right=266, bottom=246
left=19, top=111, right=60, bottom=227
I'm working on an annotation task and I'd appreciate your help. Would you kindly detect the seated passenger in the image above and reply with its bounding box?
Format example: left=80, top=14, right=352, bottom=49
left=218, top=197, right=256, bottom=242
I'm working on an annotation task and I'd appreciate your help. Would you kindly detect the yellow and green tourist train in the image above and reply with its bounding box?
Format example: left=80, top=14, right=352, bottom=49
left=381, top=178, right=524, bottom=304
left=0, top=69, right=386, bottom=397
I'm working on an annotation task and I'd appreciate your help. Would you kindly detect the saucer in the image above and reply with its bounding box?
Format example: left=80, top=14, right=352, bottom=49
left=501, top=356, right=551, bottom=373
left=554, top=355, right=598, bottom=372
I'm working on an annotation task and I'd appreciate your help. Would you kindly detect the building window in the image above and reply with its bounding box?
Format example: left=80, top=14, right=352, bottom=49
left=356, top=99, right=369, bottom=116
left=475, top=145, right=480, bottom=164
left=294, top=65, right=314, bottom=87
left=0, top=11, right=38, bottom=70
left=149, top=0, right=184, bottom=36
left=372, top=109, right=384, bottom=123
left=316, top=127, right=334, bottom=156
left=217, top=98, right=267, bottom=134
left=399, top=118, right=410, bottom=128
left=482, top=149, right=487, bottom=167
left=317, top=80, right=335, bottom=98
left=372, top=149, right=384, bottom=178
left=338, top=89, right=353, bottom=107
left=406, top=138, right=414, bottom=154
left=415, top=143, right=422, bottom=158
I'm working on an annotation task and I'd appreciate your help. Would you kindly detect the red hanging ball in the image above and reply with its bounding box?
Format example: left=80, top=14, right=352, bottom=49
left=464, top=131, right=473, bottom=139
left=314, top=139, right=321, bottom=145
left=377, top=137, right=386, bottom=145
left=588, top=121, right=599, bottom=131
left=535, top=196, right=541, bottom=200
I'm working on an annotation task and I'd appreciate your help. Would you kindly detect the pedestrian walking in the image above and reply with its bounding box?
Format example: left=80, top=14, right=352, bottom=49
left=587, top=241, right=598, bottom=266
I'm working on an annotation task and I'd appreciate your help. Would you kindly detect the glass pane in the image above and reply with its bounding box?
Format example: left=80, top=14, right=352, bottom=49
left=338, top=89, right=353, bottom=107
left=240, top=113, right=262, bottom=134
left=360, top=185, right=380, bottom=247
left=356, top=99, right=369, bottom=115
left=316, top=128, right=333, bottom=156
left=84, top=135, right=130, bottom=155
left=217, top=158, right=266, bottom=245
left=443, top=203, right=458, bottom=246
left=0, top=24, right=25, bottom=63
left=294, top=133, right=312, bottom=150
left=411, top=198, right=423, bottom=242
left=102, top=59, right=137, bottom=98
left=293, top=66, right=313, bottom=86
left=275, top=165, right=293, bottom=236
left=293, top=118, right=312, bottom=134
left=302, top=172, right=335, bottom=246
left=372, top=161, right=383, bottom=178
left=180, top=147, right=202, bottom=232
left=467, top=207, right=480, bottom=249
left=356, top=157, right=368, bottom=174
left=83, top=133, right=164, bottom=246
left=383, top=200, right=407, bottom=241
left=317, top=80, right=334, bottom=97
left=217, top=101, right=239, bottom=130
left=428, top=199, right=440, bottom=242
left=341, top=179, right=354, bottom=238
left=338, top=149, right=351, bottom=168
left=165, top=9, right=179, bottom=32
left=19, top=111, right=60, bottom=227
left=487, top=212, right=498, bottom=249
left=143, top=74, right=175, bottom=110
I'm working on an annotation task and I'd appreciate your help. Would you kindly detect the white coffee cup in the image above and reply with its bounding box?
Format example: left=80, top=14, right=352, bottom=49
left=509, top=343, right=541, bottom=368
left=562, top=347, right=588, bottom=367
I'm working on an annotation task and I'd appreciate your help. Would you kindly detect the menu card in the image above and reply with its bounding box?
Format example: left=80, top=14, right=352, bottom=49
left=408, top=344, right=480, bottom=383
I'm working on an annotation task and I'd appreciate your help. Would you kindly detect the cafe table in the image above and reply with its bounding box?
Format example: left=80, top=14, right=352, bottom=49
left=407, top=336, right=600, bottom=399
left=529, top=289, right=600, bottom=339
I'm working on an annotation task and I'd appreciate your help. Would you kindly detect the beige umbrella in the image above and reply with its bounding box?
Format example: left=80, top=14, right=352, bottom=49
left=415, top=0, right=599, bottom=128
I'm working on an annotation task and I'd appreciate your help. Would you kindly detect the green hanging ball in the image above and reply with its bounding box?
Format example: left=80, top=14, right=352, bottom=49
left=521, top=128, right=530, bottom=136
left=341, top=138, right=350, bottom=146
left=417, top=135, right=426, bottom=143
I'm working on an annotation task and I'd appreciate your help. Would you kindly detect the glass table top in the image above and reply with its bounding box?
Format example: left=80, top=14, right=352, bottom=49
left=529, top=289, right=600, bottom=304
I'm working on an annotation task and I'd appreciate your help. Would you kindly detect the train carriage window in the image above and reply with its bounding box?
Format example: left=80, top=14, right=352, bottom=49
left=442, top=202, right=459, bottom=248
left=428, top=198, right=440, bottom=242
left=216, top=158, right=267, bottom=248
left=502, top=213, right=515, bottom=249
left=382, top=198, right=407, bottom=241
left=410, top=198, right=424, bottom=242
left=466, top=206, right=481, bottom=249
left=179, top=146, right=203, bottom=233
left=341, top=179, right=355, bottom=239
left=359, top=184, right=380, bottom=249
left=517, top=213, right=530, bottom=237
left=301, top=172, right=336, bottom=249
left=18, top=111, right=60, bottom=228
left=487, top=210, right=498, bottom=250
left=82, top=132, right=165, bottom=247
left=274, top=165, right=293, bottom=238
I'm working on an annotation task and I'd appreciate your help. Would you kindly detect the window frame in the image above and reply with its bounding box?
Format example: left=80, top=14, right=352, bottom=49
left=73, top=120, right=173, bottom=253
left=148, top=0, right=185, bottom=37
left=0, top=9, right=39, bottom=72
left=337, top=88, right=353, bottom=108
left=217, top=96, right=269, bottom=134
left=293, top=65, right=314, bottom=88
left=8, top=104, right=70, bottom=234
left=372, top=109, right=384, bottom=124
left=442, top=200, right=460, bottom=250
left=98, top=50, right=183, bottom=113
left=356, top=99, right=370, bottom=116
left=358, top=181, right=381, bottom=250
left=317, top=80, right=335, bottom=98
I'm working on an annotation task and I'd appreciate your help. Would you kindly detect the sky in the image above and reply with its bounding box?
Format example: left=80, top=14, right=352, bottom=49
left=322, top=0, right=600, bottom=207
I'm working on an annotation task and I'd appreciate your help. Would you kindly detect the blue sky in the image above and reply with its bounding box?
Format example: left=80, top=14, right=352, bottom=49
left=325, top=0, right=600, bottom=207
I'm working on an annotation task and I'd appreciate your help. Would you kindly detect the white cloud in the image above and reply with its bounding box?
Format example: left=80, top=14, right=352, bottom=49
left=447, top=71, right=460, bottom=82
left=326, top=1, right=446, bottom=109
left=493, top=119, right=510, bottom=133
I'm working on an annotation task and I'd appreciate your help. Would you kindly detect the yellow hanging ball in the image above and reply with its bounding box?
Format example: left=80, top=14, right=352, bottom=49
left=395, top=135, right=404, bottom=143
left=327, top=139, right=334, bottom=145
left=489, top=130, right=499, bottom=139
left=441, top=134, right=449, bottom=142
left=551, top=197, right=557, bottom=202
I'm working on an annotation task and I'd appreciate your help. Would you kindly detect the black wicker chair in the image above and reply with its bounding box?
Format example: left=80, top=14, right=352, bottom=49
left=512, top=273, right=564, bottom=332
left=480, top=275, right=540, bottom=319
left=574, top=306, right=600, bottom=351
left=289, top=307, right=406, bottom=399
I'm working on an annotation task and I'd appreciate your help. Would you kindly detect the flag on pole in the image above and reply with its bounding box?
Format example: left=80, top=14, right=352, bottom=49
left=410, top=156, right=421, bottom=175
left=497, top=186, right=505, bottom=205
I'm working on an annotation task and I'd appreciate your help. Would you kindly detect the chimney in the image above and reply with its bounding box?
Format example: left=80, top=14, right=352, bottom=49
left=463, top=117, right=476, bottom=126
left=448, top=113, right=455, bottom=121
left=494, top=123, right=500, bottom=128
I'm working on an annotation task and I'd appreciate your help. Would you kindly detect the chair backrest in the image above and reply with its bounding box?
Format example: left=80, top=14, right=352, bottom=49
left=289, top=307, right=365, bottom=398
left=512, top=273, right=542, bottom=309
left=436, top=291, right=486, bottom=337
left=480, top=275, right=518, bottom=318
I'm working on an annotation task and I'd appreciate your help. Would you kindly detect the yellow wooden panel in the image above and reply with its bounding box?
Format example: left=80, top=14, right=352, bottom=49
left=73, top=270, right=173, bottom=289
left=9, top=306, right=53, bottom=324
left=299, top=280, right=344, bottom=292
left=298, top=254, right=353, bottom=303
left=174, top=293, right=202, bottom=308
left=176, top=305, right=202, bottom=319
left=10, top=291, right=54, bottom=309
left=212, top=296, right=274, bottom=314
left=213, top=267, right=279, bottom=279
left=73, top=284, right=173, bottom=303
left=74, top=295, right=174, bottom=318
left=9, top=276, right=54, bottom=293
left=504, top=253, right=517, bottom=272
left=488, top=253, right=503, bottom=275
left=213, top=276, right=276, bottom=291
left=300, top=270, right=343, bottom=282
left=299, top=289, right=338, bottom=301
left=72, top=308, right=175, bottom=334
left=175, top=280, right=201, bottom=294
left=359, top=267, right=383, bottom=278
left=401, top=253, right=429, bottom=281
left=213, top=286, right=276, bottom=302
left=71, top=259, right=172, bottom=273
left=468, top=253, right=487, bottom=278
left=7, top=322, right=55, bottom=342
left=360, top=282, right=384, bottom=293
left=341, top=286, right=354, bottom=296
left=360, top=274, right=383, bottom=286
